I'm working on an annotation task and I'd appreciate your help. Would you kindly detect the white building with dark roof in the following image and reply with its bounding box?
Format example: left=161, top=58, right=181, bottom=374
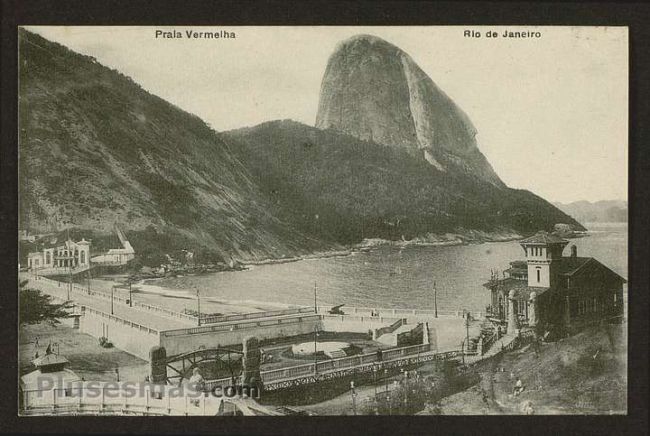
left=27, top=238, right=91, bottom=275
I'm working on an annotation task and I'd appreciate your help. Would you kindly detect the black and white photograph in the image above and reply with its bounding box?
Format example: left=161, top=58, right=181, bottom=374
left=14, top=25, right=629, bottom=417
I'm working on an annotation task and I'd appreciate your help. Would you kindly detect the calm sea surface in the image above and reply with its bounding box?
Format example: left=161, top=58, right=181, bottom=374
left=155, top=223, right=627, bottom=313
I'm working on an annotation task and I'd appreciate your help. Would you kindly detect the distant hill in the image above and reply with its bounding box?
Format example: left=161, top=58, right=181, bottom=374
left=18, top=29, right=331, bottom=264
left=18, top=29, right=585, bottom=267
left=225, top=120, right=585, bottom=243
left=552, top=200, right=627, bottom=223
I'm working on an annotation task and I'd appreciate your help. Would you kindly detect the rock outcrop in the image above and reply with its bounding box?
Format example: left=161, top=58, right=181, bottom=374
left=316, top=34, right=503, bottom=186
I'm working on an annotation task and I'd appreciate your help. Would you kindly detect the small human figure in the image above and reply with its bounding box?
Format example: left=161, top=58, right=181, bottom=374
left=523, top=401, right=535, bottom=415
left=513, top=377, right=524, bottom=396
left=189, top=367, right=205, bottom=391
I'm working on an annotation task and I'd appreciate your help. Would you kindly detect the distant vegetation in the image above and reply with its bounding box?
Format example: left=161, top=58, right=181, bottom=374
left=225, top=121, right=585, bottom=244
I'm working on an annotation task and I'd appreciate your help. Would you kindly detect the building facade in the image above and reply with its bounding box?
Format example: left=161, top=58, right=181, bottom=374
left=90, top=225, right=135, bottom=266
left=484, top=231, right=625, bottom=335
left=27, top=238, right=91, bottom=272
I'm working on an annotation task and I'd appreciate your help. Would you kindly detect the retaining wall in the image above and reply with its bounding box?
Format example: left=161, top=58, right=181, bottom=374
left=159, top=315, right=321, bottom=356
left=79, top=307, right=160, bottom=360
left=320, top=314, right=402, bottom=334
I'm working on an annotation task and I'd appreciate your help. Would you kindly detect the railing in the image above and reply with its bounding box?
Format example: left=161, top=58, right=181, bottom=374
left=198, top=307, right=314, bottom=325
left=258, top=342, right=434, bottom=383
left=21, top=384, right=219, bottom=416
left=82, top=306, right=159, bottom=336
left=318, top=305, right=481, bottom=319
left=161, top=314, right=320, bottom=337
left=374, top=318, right=407, bottom=338
left=321, top=314, right=404, bottom=324
left=481, top=331, right=499, bottom=355
left=26, top=275, right=197, bottom=323
left=29, top=275, right=315, bottom=327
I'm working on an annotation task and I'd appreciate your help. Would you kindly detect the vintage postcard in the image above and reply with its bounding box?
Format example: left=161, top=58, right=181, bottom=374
left=17, top=25, right=628, bottom=416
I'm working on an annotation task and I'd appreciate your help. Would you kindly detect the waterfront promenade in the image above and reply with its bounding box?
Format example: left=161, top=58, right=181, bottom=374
left=21, top=274, right=193, bottom=331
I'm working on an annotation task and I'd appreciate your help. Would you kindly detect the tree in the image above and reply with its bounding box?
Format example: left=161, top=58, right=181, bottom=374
left=19, top=280, right=74, bottom=325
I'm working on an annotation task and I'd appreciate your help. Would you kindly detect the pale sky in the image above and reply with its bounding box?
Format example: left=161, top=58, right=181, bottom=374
left=24, top=26, right=628, bottom=203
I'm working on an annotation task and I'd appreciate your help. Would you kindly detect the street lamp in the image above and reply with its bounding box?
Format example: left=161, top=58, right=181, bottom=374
left=350, top=381, right=357, bottom=415
left=196, top=288, right=201, bottom=326
left=372, top=365, right=378, bottom=397
left=128, top=278, right=133, bottom=307
left=313, top=324, right=319, bottom=374
left=433, top=280, right=438, bottom=318
left=384, top=369, right=389, bottom=392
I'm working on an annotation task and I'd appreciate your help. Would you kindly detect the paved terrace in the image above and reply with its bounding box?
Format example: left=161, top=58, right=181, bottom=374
left=21, top=274, right=319, bottom=333
left=22, top=274, right=193, bottom=331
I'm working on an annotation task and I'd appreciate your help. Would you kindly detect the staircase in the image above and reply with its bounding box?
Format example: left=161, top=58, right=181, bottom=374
left=376, top=323, right=417, bottom=346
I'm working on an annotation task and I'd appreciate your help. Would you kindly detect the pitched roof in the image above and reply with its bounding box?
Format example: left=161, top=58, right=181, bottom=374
left=20, top=368, right=80, bottom=390
left=520, top=231, right=568, bottom=245
left=33, top=353, right=69, bottom=368
left=555, top=256, right=593, bottom=276
left=559, top=256, right=627, bottom=282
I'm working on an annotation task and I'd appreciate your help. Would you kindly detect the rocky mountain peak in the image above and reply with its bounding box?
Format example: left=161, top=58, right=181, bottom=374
left=315, top=34, right=503, bottom=186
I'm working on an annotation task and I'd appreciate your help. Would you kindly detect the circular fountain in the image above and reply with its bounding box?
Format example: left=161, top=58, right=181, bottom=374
left=291, top=341, right=351, bottom=358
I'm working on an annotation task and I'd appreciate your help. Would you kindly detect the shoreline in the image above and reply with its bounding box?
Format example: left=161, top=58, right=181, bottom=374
left=240, top=229, right=526, bottom=268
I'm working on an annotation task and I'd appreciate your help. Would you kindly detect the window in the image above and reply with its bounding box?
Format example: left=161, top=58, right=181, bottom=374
left=46, top=252, right=51, bottom=264
left=536, top=269, right=541, bottom=283
left=81, top=251, right=85, bottom=264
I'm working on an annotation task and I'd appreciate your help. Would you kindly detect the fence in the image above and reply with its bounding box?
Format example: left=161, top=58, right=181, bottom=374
left=321, top=314, right=404, bottom=324
left=29, top=276, right=315, bottom=327
left=374, top=318, right=407, bottom=338
left=481, top=331, right=499, bottom=355
left=82, top=306, right=159, bottom=336
left=30, top=276, right=196, bottom=323
left=318, top=305, right=481, bottom=319
left=198, top=307, right=314, bottom=325
left=160, top=314, right=321, bottom=338
left=256, top=343, right=434, bottom=384
left=21, top=383, right=219, bottom=416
